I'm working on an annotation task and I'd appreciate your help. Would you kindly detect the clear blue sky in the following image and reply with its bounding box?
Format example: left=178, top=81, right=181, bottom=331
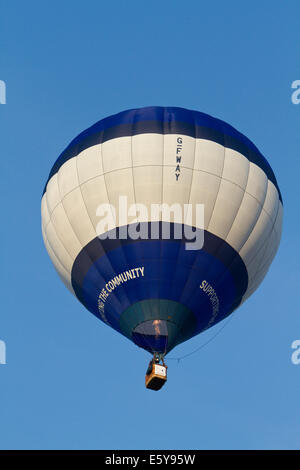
left=1, top=0, right=300, bottom=450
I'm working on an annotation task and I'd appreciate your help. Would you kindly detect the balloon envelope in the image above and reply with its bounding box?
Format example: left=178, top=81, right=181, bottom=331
left=41, top=107, right=283, bottom=355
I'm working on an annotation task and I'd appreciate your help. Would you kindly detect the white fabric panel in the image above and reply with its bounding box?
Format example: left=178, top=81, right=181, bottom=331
left=104, top=168, right=136, bottom=226
left=42, top=196, right=73, bottom=284
left=243, top=236, right=271, bottom=289
left=239, top=209, right=274, bottom=271
left=248, top=228, right=278, bottom=284
left=80, top=175, right=114, bottom=232
left=262, top=180, right=279, bottom=222
left=194, top=139, right=224, bottom=176
left=274, top=201, right=283, bottom=239
left=57, top=157, right=79, bottom=199
left=245, top=163, right=268, bottom=205
left=132, top=166, right=162, bottom=223
left=239, top=179, right=280, bottom=267
left=162, top=166, right=193, bottom=224
left=188, top=171, right=221, bottom=230
left=163, top=134, right=196, bottom=169
left=244, top=231, right=280, bottom=299
left=77, top=144, right=103, bottom=185
left=50, top=202, right=82, bottom=260
left=132, top=133, right=163, bottom=166
left=222, top=148, right=249, bottom=189
left=42, top=225, right=73, bottom=293
left=257, top=241, right=278, bottom=281
left=208, top=179, right=244, bottom=239
left=45, top=179, right=82, bottom=267
left=44, top=217, right=74, bottom=272
left=102, top=136, right=132, bottom=173
left=133, top=165, right=162, bottom=205
left=45, top=174, right=61, bottom=215
left=253, top=203, right=282, bottom=277
left=241, top=200, right=282, bottom=301
left=62, top=187, right=96, bottom=247
left=226, top=192, right=262, bottom=252
left=41, top=194, right=50, bottom=229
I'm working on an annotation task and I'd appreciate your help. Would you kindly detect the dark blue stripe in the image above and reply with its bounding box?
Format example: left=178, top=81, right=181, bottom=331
left=71, top=223, right=248, bottom=300
left=43, top=106, right=282, bottom=202
left=71, top=224, right=248, bottom=344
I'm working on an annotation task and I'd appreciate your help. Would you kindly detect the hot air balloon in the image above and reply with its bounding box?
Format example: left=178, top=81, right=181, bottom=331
left=41, top=106, right=283, bottom=390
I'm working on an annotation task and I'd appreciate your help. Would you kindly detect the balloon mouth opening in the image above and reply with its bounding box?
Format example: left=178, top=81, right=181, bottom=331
left=119, top=299, right=199, bottom=355
left=132, top=320, right=168, bottom=353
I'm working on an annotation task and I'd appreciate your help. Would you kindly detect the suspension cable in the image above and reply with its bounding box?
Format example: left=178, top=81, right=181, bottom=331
left=167, top=314, right=234, bottom=363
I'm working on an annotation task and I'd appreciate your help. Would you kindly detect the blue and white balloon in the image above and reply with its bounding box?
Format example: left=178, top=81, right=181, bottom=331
left=41, top=107, right=283, bottom=355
